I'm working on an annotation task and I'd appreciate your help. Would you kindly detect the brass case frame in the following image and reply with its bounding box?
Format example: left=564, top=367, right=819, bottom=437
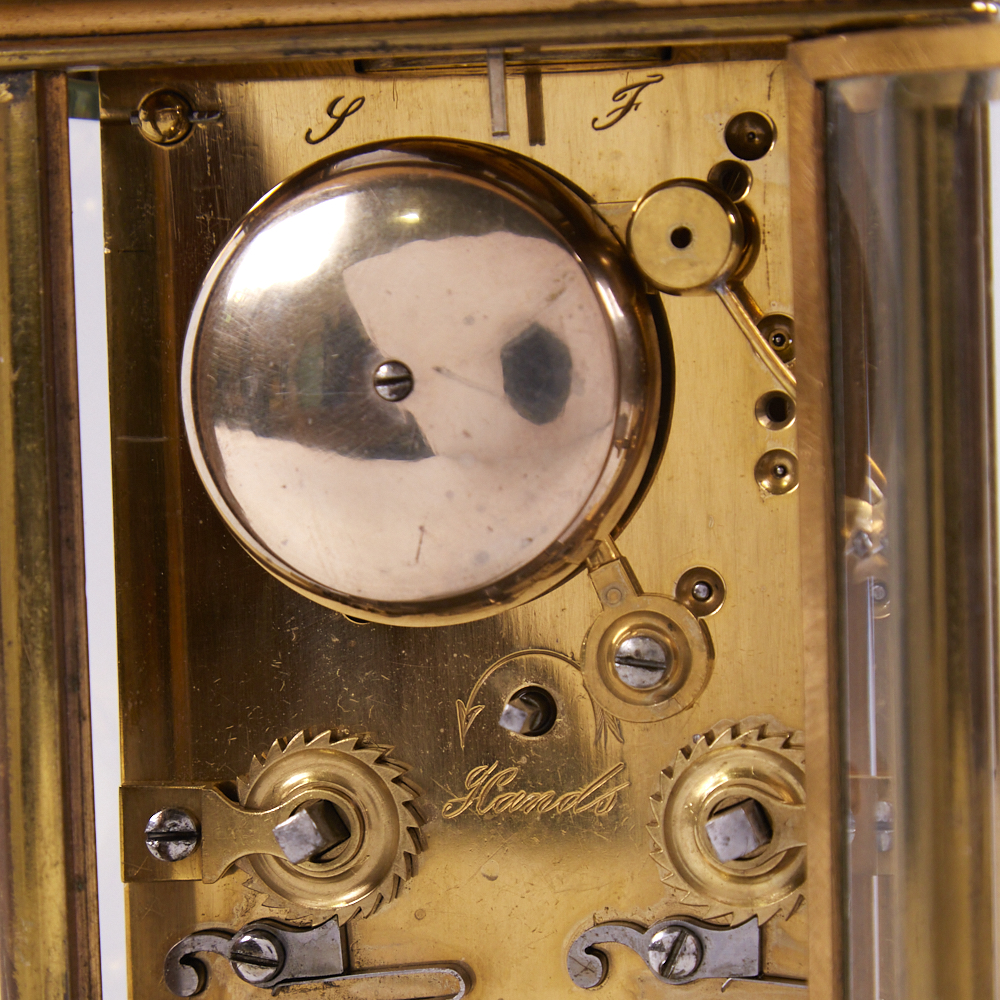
left=0, top=7, right=998, bottom=1000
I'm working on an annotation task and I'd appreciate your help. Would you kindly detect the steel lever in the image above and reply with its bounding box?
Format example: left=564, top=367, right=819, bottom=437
left=567, top=916, right=760, bottom=988
left=165, top=914, right=470, bottom=998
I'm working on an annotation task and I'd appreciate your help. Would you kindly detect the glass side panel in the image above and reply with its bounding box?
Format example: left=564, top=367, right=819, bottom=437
left=828, top=71, right=999, bottom=1000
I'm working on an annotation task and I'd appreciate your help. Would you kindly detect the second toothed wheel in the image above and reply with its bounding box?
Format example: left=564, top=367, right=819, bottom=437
left=649, top=717, right=806, bottom=926
left=237, top=731, right=422, bottom=924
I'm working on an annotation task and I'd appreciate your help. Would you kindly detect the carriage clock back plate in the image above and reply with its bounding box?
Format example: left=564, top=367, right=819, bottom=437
left=101, top=58, right=804, bottom=998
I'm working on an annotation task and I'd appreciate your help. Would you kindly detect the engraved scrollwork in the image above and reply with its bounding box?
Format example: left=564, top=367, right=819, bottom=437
left=455, top=649, right=623, bottom=749
left=443, top=762, right=629, bottom=820
left=305, top=95, right=366, bottom=145
left=591, top=74, right=664, bottom=131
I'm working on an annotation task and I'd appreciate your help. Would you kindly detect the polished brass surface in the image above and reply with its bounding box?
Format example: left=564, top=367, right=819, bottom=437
left=101, top=56, right=805, bottom=998
left=135, top=89, right=195, bottom=145
left=0, top=11, right=996, bottom=1000
left=791, top=21, right=1000, bottom=83
left=754, top=449, right=798, bottom=497
left=628, top=175, right=796, bottom=399
left=124, top=735, right=421, bottom=912
left=650, top=718, right=806, bottom=926
left=0, top=71, right=101, bottom=1000
left=182, top=138, right=659, bottom=624
left=674, top=565, right=727, bottom=617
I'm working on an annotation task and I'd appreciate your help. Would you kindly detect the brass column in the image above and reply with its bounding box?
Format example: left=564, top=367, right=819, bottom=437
left=0, top=71, right=101, bottom=1000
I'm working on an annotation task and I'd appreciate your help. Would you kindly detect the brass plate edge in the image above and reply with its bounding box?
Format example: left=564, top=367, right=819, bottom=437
left=0, top=7, right=983, bottom=71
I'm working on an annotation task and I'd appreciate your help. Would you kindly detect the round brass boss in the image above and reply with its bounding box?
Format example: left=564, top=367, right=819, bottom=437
left=627, top=179, right=744, bottom=294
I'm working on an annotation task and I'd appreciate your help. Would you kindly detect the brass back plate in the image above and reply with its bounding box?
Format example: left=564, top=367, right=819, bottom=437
left=101, top=59, right=804, bottom=997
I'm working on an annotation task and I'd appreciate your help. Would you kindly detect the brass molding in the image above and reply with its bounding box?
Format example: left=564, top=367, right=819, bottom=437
left=0, top=0, right=979, bottom=43
left=0, top=5, right=983, bottom=72
left=785, top=50, right=841, bottom=1000
left=790, top=20, right=1000, bottom=82
left=0, top=71, right=101, bottom=1000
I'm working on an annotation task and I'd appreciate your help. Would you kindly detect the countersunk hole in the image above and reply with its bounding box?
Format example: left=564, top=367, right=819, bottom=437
left=755, top=391, right=795, bottom=430
left=757, top=313, right=795, bottom=363
left=670, top=226, right=693, bottom=249
left=707, top=159, right=753, bottom=203
left=675, top=566, right=726, bottom=617
left=724, top=111, right=776, bottom=161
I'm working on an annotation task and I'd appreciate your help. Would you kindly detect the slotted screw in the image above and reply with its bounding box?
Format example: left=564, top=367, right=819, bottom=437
left=613, top=633, right=671, bottom=689
left=230, top=929, right=285, bottom=985
left=648, top=925, right=704, bottom=981
left=144, top=808, right=200, bottom=862
left=373, top=361, right=414, bottom=401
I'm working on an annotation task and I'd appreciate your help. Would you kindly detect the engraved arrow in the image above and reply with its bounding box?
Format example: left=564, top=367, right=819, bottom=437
left=455, top=649, right=578, bottom=749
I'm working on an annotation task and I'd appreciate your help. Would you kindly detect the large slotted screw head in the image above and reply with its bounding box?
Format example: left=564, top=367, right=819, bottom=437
left=144, top=808, right=200, bottom=862
left=613, top=633, right=672, bottom=689
left=230, top=929, right=285, bottom=985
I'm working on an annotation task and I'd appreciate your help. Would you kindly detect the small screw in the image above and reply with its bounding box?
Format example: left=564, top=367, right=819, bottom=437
left=373, top=361, right=414, bottom=401
left=849, top=529, right=875, bottom=558
left=755, top=449, right=798, bottom=495
left=144, top=808, right=200, bottom=862
left=872, top=581, right=888, bottom=603
left=648, top=926, right=704, bottom=981
left=758, top=314, right=795, bottom=362
left=131, top=90, right=223, bottom=146
left=613, top=633, right=671, bottom=689
left=133, top=90, right=194, bottom=146
left=230, top=929, right=285, bottom=985
left=691, top=581, right=713, bottom=602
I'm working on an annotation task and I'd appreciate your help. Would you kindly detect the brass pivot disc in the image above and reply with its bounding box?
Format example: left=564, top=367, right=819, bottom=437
left=237, top=731, right=422, bottom=923
left=649, top=717, right=805, bottom=925
left=627, top=179, right=744, bottom=294
left=582, top=591, right=712, bottom=723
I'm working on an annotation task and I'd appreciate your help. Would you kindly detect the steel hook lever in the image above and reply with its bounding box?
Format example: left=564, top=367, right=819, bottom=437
left=164, top=914, right=471, bottom=998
